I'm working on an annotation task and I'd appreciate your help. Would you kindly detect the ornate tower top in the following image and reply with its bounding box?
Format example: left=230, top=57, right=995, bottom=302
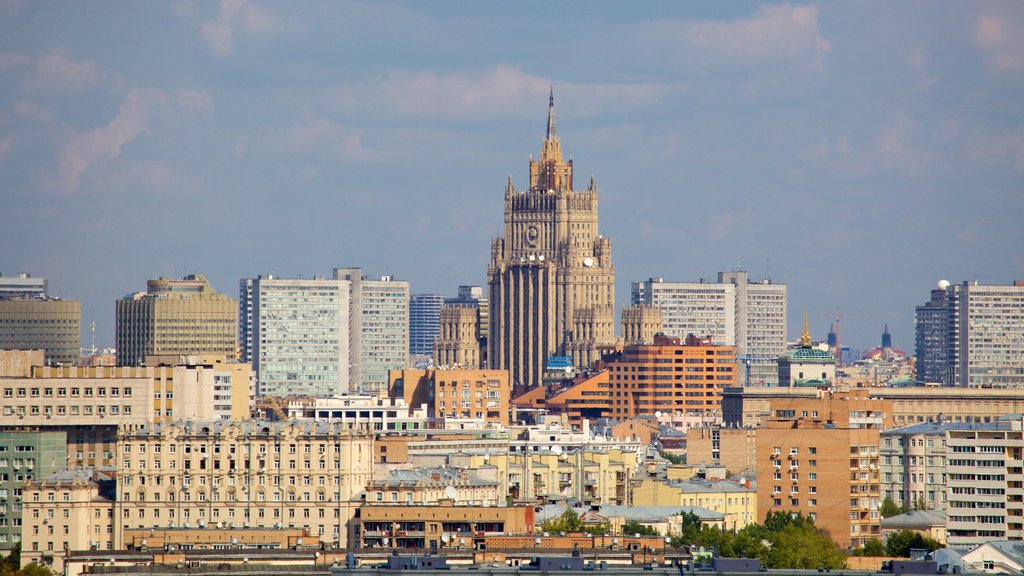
left=529, top=89, right=573, bottom=192
left=801, top=310, right=811, bottom=347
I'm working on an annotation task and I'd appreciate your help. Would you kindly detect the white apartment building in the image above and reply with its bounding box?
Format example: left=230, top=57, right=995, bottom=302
left=632, top=271, right=787, bottom=386
left=239, top=276, right=351, bottom=397
left=333, top=268, right=409, bottom=397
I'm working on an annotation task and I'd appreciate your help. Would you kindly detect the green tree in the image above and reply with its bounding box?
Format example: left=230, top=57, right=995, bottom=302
left=885, top=530, right=941, bottom=558
left=583, top=523, right=610, bottom=536
left=852, top=538, right=886, bottom=557
left=763, top=523, right=847, bottom=570
left=541, top=509, right=585, bottom=534
left=880, top=497, right=908, bottom=518
left=622, top=520, right=660, bottom=536
left=659, top=450, right=683, bottom=465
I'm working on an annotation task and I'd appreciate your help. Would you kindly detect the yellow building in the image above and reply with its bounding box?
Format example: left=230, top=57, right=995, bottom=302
left=357, top=504, right=532, bottom=551
left=115, top=420, right=373, bottom=549
left=632, top=478, right=756, bottom=530
left=20, top=468, right=116, bottom=573
left=448, top=448, right=637, bottom=505
left=116, top=274, right=237, bottom=366
left=364, top=466, right=499, bottom=506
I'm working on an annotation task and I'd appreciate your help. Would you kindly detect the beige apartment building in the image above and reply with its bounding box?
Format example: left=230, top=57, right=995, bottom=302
left=364, top=467, right=499, bottom=506
left=757, top=419, right=881, bottom=550
left=116, top=274, right=237, bottom=366
left=447, top=447, right=637, bottom=505
left=0, top=298, right=80, bottom=366
left=390, top=367, right=511, bottom=426
left=632, top=478, right=756, bottom=530
left=20, top=468, right=116, bottom=572
left=115, top=420, right=373, bottom=548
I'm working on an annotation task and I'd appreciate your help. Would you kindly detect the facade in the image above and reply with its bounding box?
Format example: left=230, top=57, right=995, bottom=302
left=285, top=395, right=428, bottom=433
left=356, top=504, right=532, bottom=551
left=488, top=93, right=616, bottom=390
left=0, top=430, right=67, bottom=553
left=0, top=297, right=80, bottom=366
left=333, top=268, right=409, bottom=396
left=915, top=279, right=1024, bottom=387
left=239, top=275, right=351, bottom=397
left=115, top=420, right=373, bottom=549
left=880, top=422, right=950, bottom=512
left=944, top=419, right=1024, bottom=549
left=686, top=427, right=758, bottom=477
left=409, top=294, right=444, bottom=358
left=756, top=419, right=881, bottom=549
left=445, top=285, right=488, bottom=353
left=632, top=272, right=786, bottom=386
left=389, top=367, right=511, bottom=426
left=19, top=468, right=115, bottom=572
left=116, top=275, right=237, bottom=366
left=434, top=305, right=481, bottom=369
left=606, top=334, right=737, bottom=418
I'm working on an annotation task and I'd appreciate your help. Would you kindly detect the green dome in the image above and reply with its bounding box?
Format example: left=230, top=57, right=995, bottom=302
left=784, top=346, right=834, bottom=361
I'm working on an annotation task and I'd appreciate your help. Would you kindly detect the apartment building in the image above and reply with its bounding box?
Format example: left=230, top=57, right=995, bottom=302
left=389, top=367, right=511, bottom=426
left=631, top=478, right=756, bottom=530
left=115, top=420, right=373, bottom=548
left=0, top=430, right=67, bottom=553
left=880, top=422, right=951, bottom=512
left=364, top=467, right=499, bottom=506
left=285, top=395, right=428, bottom=432
left=756, top=419, right=881, bottom=549
left=356, top=504, right=532, bottom=551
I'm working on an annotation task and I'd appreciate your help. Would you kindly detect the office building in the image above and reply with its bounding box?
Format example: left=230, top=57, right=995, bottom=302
left=488, top=92, right=615, bottom=390
left=409, top=294, right=444, bottom=358
left=0, top=272, right=47, bottom=299
left=333, top=268, right=409, bottom=396
left=633, top=272, right=786, bottom=386
left=915, top=279, right=1024, bottom=387
left=0, top=298, right=80, bottom=366
left=116, top=275, right=236, bottom=366
left=239, top=275, right=351, bottom=397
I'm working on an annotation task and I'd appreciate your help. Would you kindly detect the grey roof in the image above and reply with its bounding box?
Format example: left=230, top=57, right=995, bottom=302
left=970, top=540, right=1024, bottom=564
left=535, top=503, right=722, bottom=524
left=658, top=478, right=753, bottom=494
left=880, top=509, right=946, bottom=528
left=882, top=420, right=1014, bottom=436
left=370, top=467, right=497, bottom=488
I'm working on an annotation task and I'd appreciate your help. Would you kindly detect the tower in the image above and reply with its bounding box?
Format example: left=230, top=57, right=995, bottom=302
left=487, top=91, right=615, bottom=391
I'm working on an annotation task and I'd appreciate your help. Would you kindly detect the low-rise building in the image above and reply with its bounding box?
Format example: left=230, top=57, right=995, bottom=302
left=631, top=478, right=755, bottom=530
left=20, top=468, right=116, bottom=572
left=286, top=395, right=429, bottom=432
left=390, top=367, right=511, bottom=426
left=355, top=504, right=533, bottom=550
left=364, top=467, right=499, bottom=506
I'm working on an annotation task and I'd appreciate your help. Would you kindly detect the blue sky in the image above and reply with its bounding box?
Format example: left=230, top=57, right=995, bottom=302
left=1, top=1, right=1022, bottom=351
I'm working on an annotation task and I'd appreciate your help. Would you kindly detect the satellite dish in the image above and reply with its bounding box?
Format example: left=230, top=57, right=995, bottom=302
left=655, top=411, right=662, bottom=418
left=445, top=485, right=458, bottom=500
left=552, top=445, right=563, bottom=456
left=441, top=533, right=450, bottom=544
left=582, top=257, right=594, bottom=267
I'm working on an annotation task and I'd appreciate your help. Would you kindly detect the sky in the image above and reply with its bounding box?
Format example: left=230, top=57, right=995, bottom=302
left=1, top=1, right=1022, bottom=352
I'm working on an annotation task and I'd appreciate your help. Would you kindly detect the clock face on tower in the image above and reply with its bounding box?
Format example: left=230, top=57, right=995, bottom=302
left=525, top=224, right=540, bottom=247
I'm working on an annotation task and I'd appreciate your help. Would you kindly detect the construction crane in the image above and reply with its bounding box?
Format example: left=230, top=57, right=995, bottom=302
left=819, top=309, right=897, bottom=367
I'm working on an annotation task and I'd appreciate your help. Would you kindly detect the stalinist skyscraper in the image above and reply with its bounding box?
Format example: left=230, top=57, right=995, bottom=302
left=488, top=91, right=615, bottom=391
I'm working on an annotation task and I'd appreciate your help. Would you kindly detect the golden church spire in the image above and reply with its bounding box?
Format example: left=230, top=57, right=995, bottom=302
left=801, top=310, right=811, bottom=347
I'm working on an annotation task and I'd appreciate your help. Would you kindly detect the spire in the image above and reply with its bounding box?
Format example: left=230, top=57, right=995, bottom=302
left=800, top=310, right=811, bottom=347
left=546, top=85, right=556, bottom=139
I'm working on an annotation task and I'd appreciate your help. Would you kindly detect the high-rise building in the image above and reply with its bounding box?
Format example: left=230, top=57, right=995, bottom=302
left=0, top=298, right=80, bottom=366
left=238, top=275, right=351, bottom=397
left=409, top=294, right=444, bottom=357
left=0, top=430, right=67, bottom=553
left=914, top=279, right=1024, bottom=387
left=0, top=272, right=47, bottom=299
left=632, top=271, right=787, bottom=386
left=488, top=92, right=615, bottom=390
left=116, top=275, right=236, bottom=366
left=434, top=305, right=481, bottom=368
left=333, top=268, right=409, bottom=396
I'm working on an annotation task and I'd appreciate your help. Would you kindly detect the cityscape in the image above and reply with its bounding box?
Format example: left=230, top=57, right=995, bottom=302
left=2, top=2, right=1024, bottom=576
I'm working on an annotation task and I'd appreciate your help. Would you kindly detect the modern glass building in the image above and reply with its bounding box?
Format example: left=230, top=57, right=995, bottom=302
left=409, top=294, right=444, bottom=357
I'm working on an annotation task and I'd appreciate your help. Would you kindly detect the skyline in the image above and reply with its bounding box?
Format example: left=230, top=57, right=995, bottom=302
left=2, top=1, right=1023, bottom=351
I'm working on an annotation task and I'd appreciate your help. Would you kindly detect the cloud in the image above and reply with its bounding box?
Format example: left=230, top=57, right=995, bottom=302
left=0, top=134, right=12, bottom=155
left=0, top=51, right=29, bottom=72
left=24, top=47, right=106, bottom=95
left=256, top=113, right=376, bottom=163
left=201, top=0, right=280, bottom=56
left=645, top=4, right=831, bottom=73
left=175, top=89, right=214, bottom=113
left=49, top=87, right=167, bottom=193
left=324, top=65, right=681, bottom=122
left=975, top=13, right=1024, bottom=74
left=13, top=100, right=56, bottom=124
